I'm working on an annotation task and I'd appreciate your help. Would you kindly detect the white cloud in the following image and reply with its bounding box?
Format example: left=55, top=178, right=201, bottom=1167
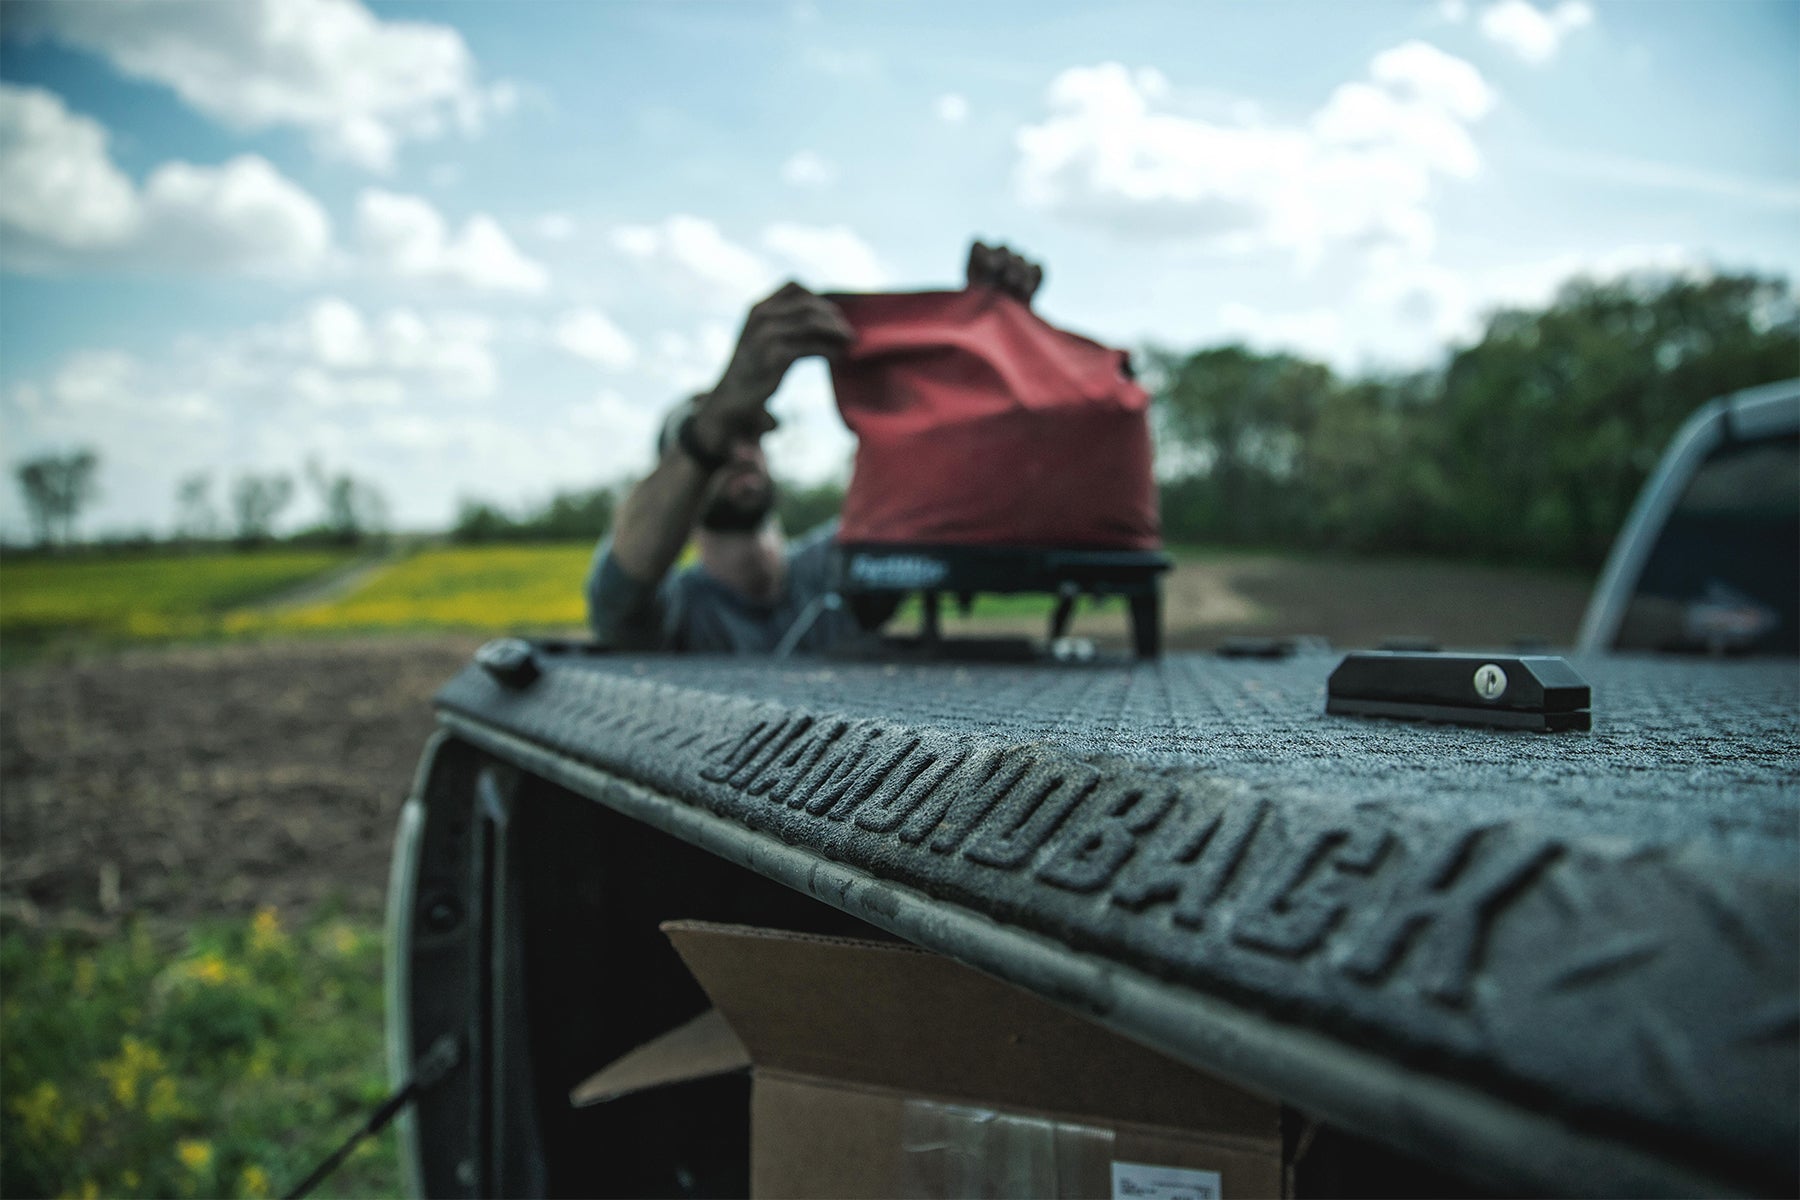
left=780, top=151, right=837, bottom=188
left=0, top=83, right=137, bottom=250
left=609, top=214, right=890, bottom=323
left=535, top=212, right=578, bottom=241
left=1200, top=243, right=1716, bottom=376
left=554, top=309, right=637, bottom=370
left=1217, top=302, right=1348, bottom=361
left=648, top=322, right=737, bottom=392
left=1013, top=45, right=1497, bottom=263
left=936, top=93, right=970, bottom=124
left=761, top=223, right=890, bottom=290
left=1369, top=41, right=1496, bottom=123
left=2, top=295, right=509, bottom=535
left=610, top=215, right=776, bottom=309
left=1438, top=0, right=1470, bottom=22
left=1477, top=244, right=1710, bottom=314
left=264, top=297, right=500, bottom=400
left=16, top=0, right=514, bottom=172
left=568, top=388, right=660, bottom=453
left=138, top=156, right=334, bottom=276
left=355, top=189, right=549, bottom=293
left=0, top=83, right=332, bottom=277
left=1478, top=1, right=1595, bottom=65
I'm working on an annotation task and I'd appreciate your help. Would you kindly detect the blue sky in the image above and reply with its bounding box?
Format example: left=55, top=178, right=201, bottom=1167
left=2, top=0, right=1796, bottom=538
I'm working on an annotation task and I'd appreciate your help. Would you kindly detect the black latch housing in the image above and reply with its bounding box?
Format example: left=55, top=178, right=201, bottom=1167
left=1327, top=652, right=1592, bottom=731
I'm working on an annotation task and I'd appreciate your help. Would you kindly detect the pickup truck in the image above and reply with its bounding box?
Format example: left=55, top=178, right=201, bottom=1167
left=384, top=379, right=1798, bottom=1197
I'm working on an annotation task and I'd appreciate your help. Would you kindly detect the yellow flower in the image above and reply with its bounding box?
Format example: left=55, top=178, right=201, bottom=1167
left=176, top=1138, right=213, bottom=1173
left=324, top=922, right=360, bottom=957
left=97, top=1036, right=166, bottom=1109
left=145, top=1075, right=182, bottom=1121
left=250, top=907, right=287, bottom=953
left=240, top=1164, right=272, bottom=1199
left=10, top=1080, right=60, bottom=1139
left=246, top=1042, right=275, bottom=1081
left=190, top=953, right=229, bottom=985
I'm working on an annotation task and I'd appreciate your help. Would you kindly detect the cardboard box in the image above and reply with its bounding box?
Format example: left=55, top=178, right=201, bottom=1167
left=573, top=921, right=1284, bottom=1199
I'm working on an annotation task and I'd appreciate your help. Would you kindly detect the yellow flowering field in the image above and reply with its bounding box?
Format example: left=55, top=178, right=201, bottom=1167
left=1, top=909, right=396, bottom=1199
left=1, top=550, right=354, bottom=649
left=1, top=543, right=599, bottom=658
left=223, top=543, right=593, bottom=637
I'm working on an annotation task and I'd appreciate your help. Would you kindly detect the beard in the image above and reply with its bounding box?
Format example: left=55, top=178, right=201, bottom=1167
left=698, top=472, right=776, bottom=533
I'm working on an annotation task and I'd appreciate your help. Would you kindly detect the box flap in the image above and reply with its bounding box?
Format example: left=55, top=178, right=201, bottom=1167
left=569, top=1007, right=749, bottom=1107
left=662, top=920, right=1277, bottom=1139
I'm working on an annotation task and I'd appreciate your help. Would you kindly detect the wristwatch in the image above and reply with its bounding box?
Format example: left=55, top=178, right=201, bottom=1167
left=675, top=409, right=729, bottom=473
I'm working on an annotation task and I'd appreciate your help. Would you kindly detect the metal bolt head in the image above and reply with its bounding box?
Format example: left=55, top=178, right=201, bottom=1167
left=475, top=637, right=540, bottom=687
left=1473, top=663, right=1508, bottom=701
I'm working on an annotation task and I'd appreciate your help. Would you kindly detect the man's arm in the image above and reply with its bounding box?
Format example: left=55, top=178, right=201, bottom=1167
left=605, top=414, right=722, bottom=588
left=607, top=282, right=852, bottom=584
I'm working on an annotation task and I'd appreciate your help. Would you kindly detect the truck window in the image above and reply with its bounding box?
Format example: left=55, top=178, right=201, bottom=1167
left=1614, top=433, right=1799, bottom=654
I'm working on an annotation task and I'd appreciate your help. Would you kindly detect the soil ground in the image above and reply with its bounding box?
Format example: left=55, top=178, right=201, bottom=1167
left=0, top=555, right=1592, bottom=927
left=1, top=636, right=480, bottom=927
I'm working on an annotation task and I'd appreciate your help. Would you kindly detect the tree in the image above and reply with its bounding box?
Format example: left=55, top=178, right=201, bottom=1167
left=450, top=486, right=615, bottom=543
left=302, top=459, right=388, bottom=546
left=452, top=499, right=515, bottom=543
left=1432, top=271, right=1800, bottom=565
left=1146, top=346, right=1335, bottom=546
left=174, top=472, right=221, bottom=542
left=14, top=449, right=99, bottom=548
left=230, top=472, right=294, bottom=545
left=532, top=487, right=613, bottom=541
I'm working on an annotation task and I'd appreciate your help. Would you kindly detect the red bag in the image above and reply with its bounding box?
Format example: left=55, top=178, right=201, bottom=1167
left=828, top=288, right=1160, bottom=550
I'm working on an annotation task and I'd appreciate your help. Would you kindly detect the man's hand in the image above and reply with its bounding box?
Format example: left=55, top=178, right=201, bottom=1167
left=966, top=240, right=1044, bottom=305
left=698, top=282, right=853, bottom=449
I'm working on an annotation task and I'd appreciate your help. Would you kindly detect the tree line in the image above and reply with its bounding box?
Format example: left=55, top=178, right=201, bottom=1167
left=10, top=458, right=391, bottom=552
left=1148, top=270, right=1796, bottom=568
left=11, top=269, right=1795, bottom=568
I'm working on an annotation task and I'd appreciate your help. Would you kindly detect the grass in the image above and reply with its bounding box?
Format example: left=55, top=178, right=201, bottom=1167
left=0, top=909, right=397, bottom=1200
left=0, top=550, right=354, bottom=650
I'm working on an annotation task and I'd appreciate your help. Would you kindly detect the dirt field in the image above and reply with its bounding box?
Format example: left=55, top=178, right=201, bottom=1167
left=1, top=636, right=480, bottom=926
left=0, top=555, right=1592, bottom=926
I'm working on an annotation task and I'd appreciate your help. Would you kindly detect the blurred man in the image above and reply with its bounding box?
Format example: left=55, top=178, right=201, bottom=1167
left=585, top=240, right=1044, bottom=653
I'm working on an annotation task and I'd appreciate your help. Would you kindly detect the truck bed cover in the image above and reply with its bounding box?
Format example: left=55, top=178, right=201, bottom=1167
left=431, top=648, right=1799, bottom=1196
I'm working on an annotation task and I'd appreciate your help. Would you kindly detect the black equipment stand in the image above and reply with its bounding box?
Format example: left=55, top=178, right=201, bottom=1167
left=834, top=542, right=1172, bottom=659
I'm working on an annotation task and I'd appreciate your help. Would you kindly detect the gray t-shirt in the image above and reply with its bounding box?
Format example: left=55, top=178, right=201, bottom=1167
left=586, top=521, right=866, bottom=654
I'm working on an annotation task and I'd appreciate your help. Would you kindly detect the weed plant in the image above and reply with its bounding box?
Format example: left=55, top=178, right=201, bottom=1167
left=1, top=909, right=398, bottom=1199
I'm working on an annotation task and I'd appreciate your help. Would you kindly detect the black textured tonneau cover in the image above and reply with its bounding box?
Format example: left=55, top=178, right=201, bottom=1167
left=433, top=650, right=1799, bottom=1196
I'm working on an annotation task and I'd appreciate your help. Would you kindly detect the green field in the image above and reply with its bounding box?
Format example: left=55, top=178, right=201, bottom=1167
left=1, top=551, right=355, bottom=650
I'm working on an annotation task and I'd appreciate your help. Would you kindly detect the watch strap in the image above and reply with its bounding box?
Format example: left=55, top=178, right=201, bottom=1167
left=676, top=411, right=729, bottom=473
